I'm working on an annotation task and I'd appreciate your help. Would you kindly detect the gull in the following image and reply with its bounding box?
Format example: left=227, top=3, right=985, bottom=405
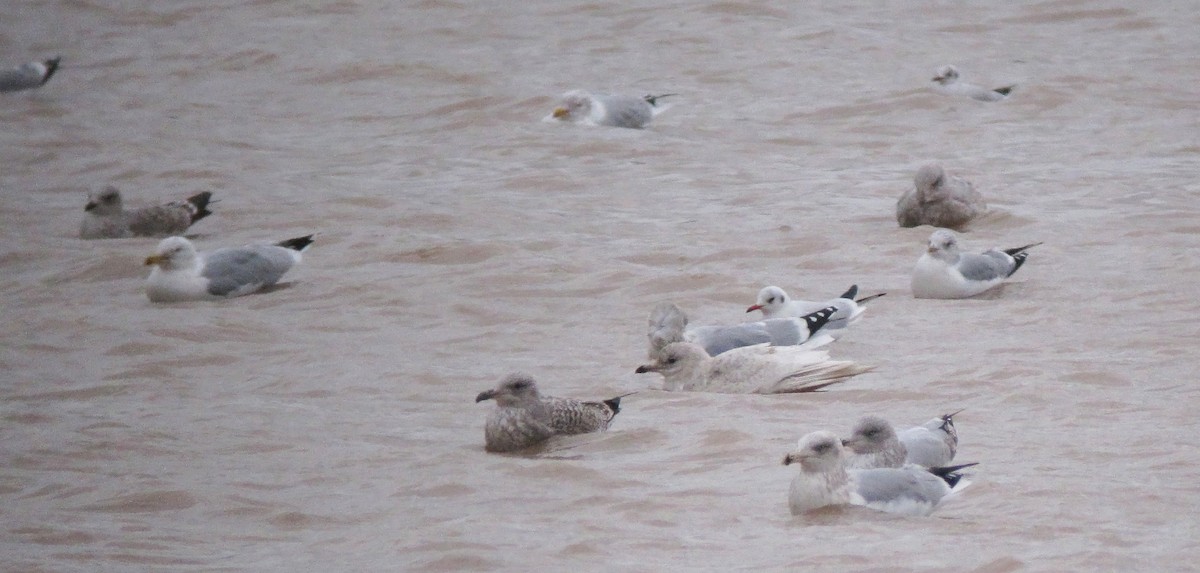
left=635, top=312, right=872, bottom=394
left=547, top=90, right=675, bottom=129
left=80, top=186, right=215, bottom=239
left=0, top=56, right=60, bottom=92
left=474, top=373, right=632, bottom=453
left=897, top=411, right=961, bottom=468
left=646, top=302, right=838, bottom=360
left=746, top=284, right=885, bottom=332
left=843, top=412, right=962, bottom=469
left=912, top=229, right=1041, bottom=299
left=783, top=430, right=976, bottom=516
left=931, top=65, right=1014, bottom=102
left=143, top=235, right=313, bottom=302
left=896, top=164, right=987, bottom=230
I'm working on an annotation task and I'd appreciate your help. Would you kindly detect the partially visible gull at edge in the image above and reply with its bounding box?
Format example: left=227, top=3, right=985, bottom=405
left=843, top=412, right=961, bottom=469
left=646, top=302, right=838, bottom=360
left=0, top=56, right=60, bottom=92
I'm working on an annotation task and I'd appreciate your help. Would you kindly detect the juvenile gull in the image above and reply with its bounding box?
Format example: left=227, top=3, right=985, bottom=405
left=842, top=416, right=908, bottom=470
left=912, top=229, right=1041, bottom=299
left=746, top=284, right=885, bottom=332
left=80, top=186, right=215, bottom=239
left=647, top=302, right=837, bottom=360
left=474, top=373, right=631, bottom=453
left=547, top=90, right=675, bottom=129
left=0, top=56, right=60, bottom=92
left=930, top=65, right=1014, bottom=102
left=897, top=411, right=961, bottom=468
left=896, top=164, right=987, bottom=230
left=636, top=312, right=871, bottom=394
left=783, top=431, right=976, bottom=516
left=143, top=235, right=313, bottom=302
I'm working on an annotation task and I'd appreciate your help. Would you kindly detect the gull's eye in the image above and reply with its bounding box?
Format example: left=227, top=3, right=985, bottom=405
left=666, top=357, right=677, bottom=364
left=813, top=443, right=829, bottom=454
left=767, top=297, right=775, bottom=304
left=865, top=429, right=878, bottom=437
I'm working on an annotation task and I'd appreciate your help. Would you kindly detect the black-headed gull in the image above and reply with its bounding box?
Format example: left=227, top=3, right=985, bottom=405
left=931, top=65, right=1014, bottom=102
left=912, top=229, right=1041, bottom=299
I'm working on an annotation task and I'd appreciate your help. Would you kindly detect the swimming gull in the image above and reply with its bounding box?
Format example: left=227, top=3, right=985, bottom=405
left=912, top=229, right=1041, bottom=299
left=474, top=373, right=632, bottom=453
left=0, top=56, right=60, bottom=92
left=897, top=411, right=961, bottom=468
left=647, top=302, right=837, bottom=360
left=746, top=284, right=885, bottom=332
left=930, top=65, right=1014, bottom=102
left=843, top=412, right=962, bottom=469
left=546, top=90, right=675, bottom=129
left=143, top=235, right=313, bottom=302
left=783, top=430, right=976, bottom=516
left=896, top=164, right=987, bottom=230
left=636, top=318, right=872, bottom=394
left=842, top=416, right=909, bottom=470
left=80, top=186, right=215, bottom=239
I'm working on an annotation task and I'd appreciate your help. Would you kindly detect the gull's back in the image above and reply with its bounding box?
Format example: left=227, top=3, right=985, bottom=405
left=202, top=245, right=300, bottom=297
left=594, top=94, right=653, bottom=128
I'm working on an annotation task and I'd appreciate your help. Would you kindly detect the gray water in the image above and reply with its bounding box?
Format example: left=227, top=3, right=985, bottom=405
left=3, top=1, right=1200, bottom=571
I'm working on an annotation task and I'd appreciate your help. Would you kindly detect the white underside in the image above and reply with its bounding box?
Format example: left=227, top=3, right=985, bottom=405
left=911, top=254, right=1004, bottom=299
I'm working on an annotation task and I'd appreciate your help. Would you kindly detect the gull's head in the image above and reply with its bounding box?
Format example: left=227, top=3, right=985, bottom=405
left=783, top=431, right=845, bottom=471
left=552, top=90, right=593, bottom=122
left=842, top=416, right=897, bottom=455
left=635, top=342, right=706, bottom=387
left=747, top=285, right=789, bottom=315
left=85, top=186, right=123, bottom=214
left=926, top=229, right=959, bottom=257
left=144, top=236, right=197, bottom=270
left=932, top=65, right=960, bottom=84
left=475, top=373, right=541, bottom=407
left=914, top=164, right=946, bottom=196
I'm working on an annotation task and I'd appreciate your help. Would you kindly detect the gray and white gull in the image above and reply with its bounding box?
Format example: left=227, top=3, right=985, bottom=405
left=144, top=235, right=313, bottom=302
left=547, top=90, right=675, bottom=129
left=930, top=65, right=1014, bottom=102
left=0, top=56, right=60, bottom=92
left=912, top=229, right=1041, bottom=299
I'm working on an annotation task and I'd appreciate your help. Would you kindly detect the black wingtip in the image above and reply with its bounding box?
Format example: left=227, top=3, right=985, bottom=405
left=41, top=56, right=61, bottom=85
left=993, top=85, right=1015, bottom=96
left=801, top=305, right=838, bottom=336
left=855, top=292, right=886, bottom=304
left=187, top=191, right=215, bottom=223
left=1003, top=241, right=1043, bottom=257
left=929, top=462, right=979, bottom=487
left=838, top=284, right=859, bottom=300
left=642, top=93, right=678, bottom=106
left=276, top=234, right=315, bottom=252
left=602, top=391, right=638, bottom=414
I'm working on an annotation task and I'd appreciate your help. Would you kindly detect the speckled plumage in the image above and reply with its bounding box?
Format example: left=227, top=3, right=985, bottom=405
left=896, top=164, right=987, bottom=230
left=843, top=416, right=908, bottom=470
left=80, top=186, right=215, bottom=239
left=475, top=374, right=628, bottom=453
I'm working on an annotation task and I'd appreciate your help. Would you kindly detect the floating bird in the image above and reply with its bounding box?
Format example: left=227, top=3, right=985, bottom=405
left=547, top=90, right=675, bottom=128
left=474, top=373, right=631, bottom=453
left=843, top=412, right=962, bottom=469
left=80, top=186, right=215, bottom=239
left=0, top=56, right=60, bottom=92
left=636, top=307, right=870, bottom=393
left=912, top=229, right=1041, bottom=299
left=930, top=65, right=1014, bottom=102
left=783, top=430, right=976, bottom=516
left=896, top=164, right=987, bottom=229
left=144, top=235, right=313, bottom=302
left=747, top=284, right=885, bottom=332
left=647, top=302, right=837, bottom=360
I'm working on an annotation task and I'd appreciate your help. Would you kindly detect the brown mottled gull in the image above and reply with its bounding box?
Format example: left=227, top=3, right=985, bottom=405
left=896, top=164, right=987, bottom=230
left=143, top=235, right=313, bottom=302
left=635, top=337, right=870, bottom=395
left=783, top=431, right=976, bottom=516
left=930, top=65, right=1014, bottom=102
left=474, top=373, right=631, bottom=453
left=0, top=56, right=59, bottom=92
left=546, top=90, right=675, bottom=129
left=80, top=186, right=215, bottom=239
